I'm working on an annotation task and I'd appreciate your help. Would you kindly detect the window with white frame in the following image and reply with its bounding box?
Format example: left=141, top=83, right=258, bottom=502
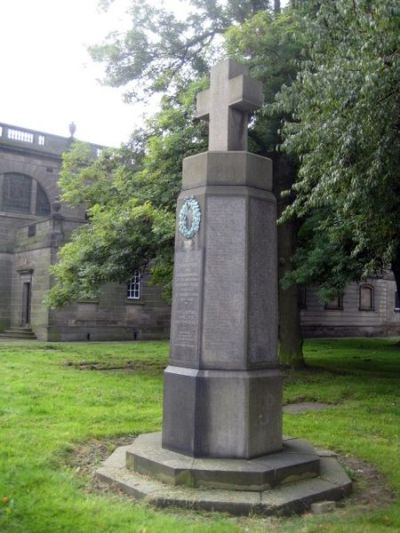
left=127, top=271, right=141, bottom=300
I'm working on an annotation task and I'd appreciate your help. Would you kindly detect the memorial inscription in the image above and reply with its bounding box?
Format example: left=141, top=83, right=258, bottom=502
left=202, top=195, right=246, bottom=366
left=170, top=249, right=203, bottom=363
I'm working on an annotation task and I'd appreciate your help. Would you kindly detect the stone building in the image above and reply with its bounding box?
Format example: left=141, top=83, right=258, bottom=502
left=0, top=121, right=399, bottom=341
left=300, top=276, right=400, bottom=337
left=0, top=122, right=170, bottom=341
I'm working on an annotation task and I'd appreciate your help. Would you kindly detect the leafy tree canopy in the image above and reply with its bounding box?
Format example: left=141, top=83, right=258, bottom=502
left=47, top=79, right=207, bottom=307
left=90, top=0, right=273, bottom=101
left=49, top=0, right=297, bottom=309
left=49, top=0, right=311, bottom=368
left=275, top=0, right=400, bottom=297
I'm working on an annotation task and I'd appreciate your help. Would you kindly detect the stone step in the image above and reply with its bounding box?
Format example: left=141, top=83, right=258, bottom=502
left=0, top=328, right=37, bottom=339
left=127, top=433, right=320, bottom=491
left=5, top=326, right=35, bottom=330
left=96, top=433, right=352, bottom=517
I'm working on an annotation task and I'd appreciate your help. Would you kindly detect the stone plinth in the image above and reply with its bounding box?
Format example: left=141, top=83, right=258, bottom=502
left=163, top=368, right=282, bottom=458
left=96, top=436, right=352, bottom=516
left=182, top=151, right=272, bottom=190
left=127, top=433, right=320, bottom=490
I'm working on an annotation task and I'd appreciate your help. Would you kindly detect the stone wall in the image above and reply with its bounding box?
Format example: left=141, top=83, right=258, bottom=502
left=11, top=248, right=52, bottom=339
left=301, top=278, right=400, bottom=337
left=0, top=122, right=171, bottom=342
left=47, top=276, right=171, bottom=342
left=0, top=252, right=12, bottom=331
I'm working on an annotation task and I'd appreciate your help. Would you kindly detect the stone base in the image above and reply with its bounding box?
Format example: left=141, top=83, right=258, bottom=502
left=162, top=367, right=282, bottom=458
left=96, top=433, right=351, bottom=516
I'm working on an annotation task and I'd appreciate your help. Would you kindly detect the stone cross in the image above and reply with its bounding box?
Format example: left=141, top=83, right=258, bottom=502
left=196, top=59, right=263, bottom=151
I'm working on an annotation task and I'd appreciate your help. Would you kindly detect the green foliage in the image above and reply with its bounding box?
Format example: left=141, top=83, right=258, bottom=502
left=275, top=0, right=400, bottom=295
left=226, top=9, right=305, bottom=123
left=91, top=0, right=272, bottom=101
left=48, top=80, right=207, bottom=308
left=52, top=1, right=305, bottom=370
left=1, top=338, right=400, bottom=531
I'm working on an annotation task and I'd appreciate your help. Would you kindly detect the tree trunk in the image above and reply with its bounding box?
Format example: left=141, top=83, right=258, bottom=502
left=273, top=153, right=305, bottom=368
left=274, top=0, right=281, bottom=13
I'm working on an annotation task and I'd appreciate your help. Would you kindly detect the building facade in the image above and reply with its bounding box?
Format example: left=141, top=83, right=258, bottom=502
left=1, top=121, right=399, bottom=341
left=0, top=122, right=170, bottom=341
left=301, top=276, right=400, bottom=337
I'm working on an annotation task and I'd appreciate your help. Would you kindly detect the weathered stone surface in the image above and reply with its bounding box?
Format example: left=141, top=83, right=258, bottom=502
left=169, top=185, right=278, bottom=372
left=195, top=59, right=263, bottom=151
left=182, top=151, right=272, bottom=191
left=311, top=501, right=336, bottom=514
left=163, top=367, right=282, bottom=458
left=165, top=60, right=280, bottom=458
left=95, top=58, right=354, bottom=519
left=127, top=432, right=319, bottom=490
left=96, top=439, right=352, bottom=517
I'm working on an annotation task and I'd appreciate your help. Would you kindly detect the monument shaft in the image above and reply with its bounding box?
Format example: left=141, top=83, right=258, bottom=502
left=162, top=60, right=282, bottom=459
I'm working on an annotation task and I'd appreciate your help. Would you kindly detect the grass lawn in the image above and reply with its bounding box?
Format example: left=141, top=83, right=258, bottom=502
left=1, top=337, right=399, bottom=532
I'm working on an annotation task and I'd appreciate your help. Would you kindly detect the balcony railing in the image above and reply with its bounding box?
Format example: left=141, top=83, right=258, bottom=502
left=0, top=124, right=45, bottom=146
left=0, top=122, right=105, bottom=157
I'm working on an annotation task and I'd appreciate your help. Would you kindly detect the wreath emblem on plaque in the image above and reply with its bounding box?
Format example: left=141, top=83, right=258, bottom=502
left=178, top=196, right=201, bottom=239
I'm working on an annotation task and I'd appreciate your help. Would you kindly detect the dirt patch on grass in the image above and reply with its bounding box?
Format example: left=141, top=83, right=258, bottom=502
left=340, top=454, right=395, bottom=508
left=283, top=402, right=336, bottom=414
left=66, top=435, right=395, bottom=520
left=64, top=360, right=165, bottom=372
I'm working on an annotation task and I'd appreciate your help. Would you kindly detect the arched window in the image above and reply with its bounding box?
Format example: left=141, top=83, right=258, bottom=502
left=1, top=173, right=50, bottom=216
left=2, top=173, right=32, bottom=213
left=359, top=284, right=374, bottom=311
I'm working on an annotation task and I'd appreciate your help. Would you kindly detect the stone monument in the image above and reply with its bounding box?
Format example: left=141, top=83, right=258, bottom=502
left=163, top=59, right=282, bottom=458
left=97, top=60, right=352, bottom=515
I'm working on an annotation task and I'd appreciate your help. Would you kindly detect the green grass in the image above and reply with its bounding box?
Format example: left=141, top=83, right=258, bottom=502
left=1, top=338, right=400, bottom=532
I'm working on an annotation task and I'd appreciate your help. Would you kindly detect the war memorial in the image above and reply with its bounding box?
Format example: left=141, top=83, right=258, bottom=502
left=96, top=60, right=351, bottom=515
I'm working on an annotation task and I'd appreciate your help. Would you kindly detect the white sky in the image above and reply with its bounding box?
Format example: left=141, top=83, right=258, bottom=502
left=0, top=0, right=288, bottom=148
left=0, top=0, right=144, bottom=147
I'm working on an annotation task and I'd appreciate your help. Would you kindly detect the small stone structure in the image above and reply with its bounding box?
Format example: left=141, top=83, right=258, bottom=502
left=97, top=60, right=351, bottom=515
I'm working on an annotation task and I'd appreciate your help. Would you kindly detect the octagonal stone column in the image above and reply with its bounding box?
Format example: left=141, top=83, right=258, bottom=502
left=162, top=147, right=282, bottom=458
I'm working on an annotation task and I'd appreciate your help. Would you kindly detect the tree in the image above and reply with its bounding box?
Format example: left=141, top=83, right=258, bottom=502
left=91, top=0, right=272, bottom=101
left=51, top=0, right=309, bottom=367
left=47, top=80, right=207, bottom=307
left=275, top=0, right=400, bottom=297
left=226, top=10, right=307, bottom=367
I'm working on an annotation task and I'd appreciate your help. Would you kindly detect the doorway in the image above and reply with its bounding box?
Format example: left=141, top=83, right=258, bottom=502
left=21, top=281, right=32, bottom=327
